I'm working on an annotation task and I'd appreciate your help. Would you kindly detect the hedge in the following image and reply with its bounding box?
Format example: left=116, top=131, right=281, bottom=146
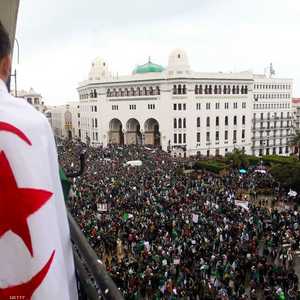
left=261, top=155, right=297, bottom=166
left=246, top=155, right=260, bottom=166
left=193, top=160, right=228, bottom=174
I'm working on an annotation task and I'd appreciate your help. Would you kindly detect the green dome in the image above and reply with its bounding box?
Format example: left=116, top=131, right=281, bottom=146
left=133, top=60, right=164, bottom=74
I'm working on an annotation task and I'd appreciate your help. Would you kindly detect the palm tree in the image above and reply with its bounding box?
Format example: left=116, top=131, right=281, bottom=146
left=225, top=148, right=249, bottom=168
left=290, top=130, right=300, bottom=160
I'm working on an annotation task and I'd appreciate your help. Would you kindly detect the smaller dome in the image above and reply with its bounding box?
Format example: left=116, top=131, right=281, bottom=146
left=167, top=48, right=190, bottom=73
left=133, top=60, right=164, bottom=74
left=91, top=57, right=107, bottom=67
left=89, top=57, right=111, bottom=81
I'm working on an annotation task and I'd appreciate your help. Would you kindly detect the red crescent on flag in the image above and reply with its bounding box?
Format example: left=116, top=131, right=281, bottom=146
left=0, top=122, right=32, bottom=145
left=0, top=250, right=55, bottom=300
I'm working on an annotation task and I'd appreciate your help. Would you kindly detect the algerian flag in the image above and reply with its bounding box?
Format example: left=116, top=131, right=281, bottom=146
left=0, top=80, right=77, bottom=299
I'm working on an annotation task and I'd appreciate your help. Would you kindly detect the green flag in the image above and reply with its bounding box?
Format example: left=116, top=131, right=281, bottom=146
left=59, top=167, right=71, bottom=202
left=123, top=212, right=129, bottom=221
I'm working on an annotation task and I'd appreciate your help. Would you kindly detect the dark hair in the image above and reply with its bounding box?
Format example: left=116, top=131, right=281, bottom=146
left=0, top=21, right=11, bottom=60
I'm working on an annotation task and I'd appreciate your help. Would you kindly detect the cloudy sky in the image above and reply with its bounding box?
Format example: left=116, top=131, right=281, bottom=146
left=14, top=0, right=300, bottom=105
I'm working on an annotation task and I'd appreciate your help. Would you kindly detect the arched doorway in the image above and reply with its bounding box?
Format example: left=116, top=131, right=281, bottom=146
left=108, top=119, right=124, bottom=144
left=144, top=118, right=160, bottom=146
left=126, top=118, right=142, bottom=145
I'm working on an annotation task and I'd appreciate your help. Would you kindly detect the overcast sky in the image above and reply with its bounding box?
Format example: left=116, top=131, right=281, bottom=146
left=14, top=0, right=300, bottom=105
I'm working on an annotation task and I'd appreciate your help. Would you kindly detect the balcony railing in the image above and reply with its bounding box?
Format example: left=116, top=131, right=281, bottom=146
left=252, top=117, right=292, bottom=122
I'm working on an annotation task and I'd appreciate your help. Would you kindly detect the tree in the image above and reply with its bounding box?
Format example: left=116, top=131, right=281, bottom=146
left=225, top=148, right=249, bottom=169
left=270, top=163, right=300, bottom=192
left=290, top=130, right=300, bottom=160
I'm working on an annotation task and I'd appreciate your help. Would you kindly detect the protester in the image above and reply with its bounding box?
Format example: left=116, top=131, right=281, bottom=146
left=58, top=140, right=300, bottom=299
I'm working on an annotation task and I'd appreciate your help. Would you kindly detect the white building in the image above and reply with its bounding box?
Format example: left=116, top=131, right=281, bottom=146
left=252, top=77, right=293, bottom=156
left=50, top=102, right=81, bottom=140
left=53, top=49, right=294, bottom=157
left=13, top=88, right=47, bottom=113
left=292, top=98, right=300, bottom=131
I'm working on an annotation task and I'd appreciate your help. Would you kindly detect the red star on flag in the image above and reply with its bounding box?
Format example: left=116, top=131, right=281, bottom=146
left=0, top=151, right=53, bottom=257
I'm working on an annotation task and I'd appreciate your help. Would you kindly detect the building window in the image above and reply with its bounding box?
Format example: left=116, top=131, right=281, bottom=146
left=233, top=102, right=238, bottom=109
left=173, top=103, right=177, bottom=110
left=206, top=132, right=210, bottom=142
left=183, top=133, right=186, bottom=143
left=215, top=102, right=220, bottom=109
left=183, top=118, right=186, bottom=128
left=173, top=85, right=177, bottom=95
left=233, top=130, right=237, bottom=142
left=214, top=85, right=218, bottom=94
left=178, top=118, right=182, bottom=128
left=94, top=118, right=98, bottom=128
left=174, top=134, right=177, bottom=143
left=242, top=115, right=245, bottom=125
left=225, top=102, right=229, bottom=109
left=205, top=85, right=208, bottom=94
left=156, top=86, right=160, bottom=95
left=197, top=117, right=200, bottom=128
left=197, top=132, right=201, bottom=142
left=178, top=134, right=182, bottom=143
left=233, top=115, right=237, bottom=125
left=242, top=129, right=245, bottom=139
left=206, top=117, right=210, bottom=127
left=112, top=105, right=118, bottom=110
left=148, top=104, right=155, bottom=109
left=178, top=103, right=182, bottom=110
left=216, top=131, right=219, bottom=141
left=174, top=118, right=177, bottom=129
left=183, top=103, right=186, bottom=110
left=178, top=85, right=182, bottom=95
left=225, top=116, right=228, bottom=126
left=216, top=116, right=219, bottom=126
left=225, top=130, right=228, bottom=140
left=196, top=103, right=201, bottom=110
left=129, top=104, right=136, bottom=110
left=206, top=103, right=211, bottom=110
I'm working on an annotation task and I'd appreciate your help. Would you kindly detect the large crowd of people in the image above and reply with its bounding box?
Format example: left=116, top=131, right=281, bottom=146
left=58, top=140, right=300, bottom=300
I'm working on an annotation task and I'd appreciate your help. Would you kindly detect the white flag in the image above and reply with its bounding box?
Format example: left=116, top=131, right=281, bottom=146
left=0, top=80, right=77, bottom=299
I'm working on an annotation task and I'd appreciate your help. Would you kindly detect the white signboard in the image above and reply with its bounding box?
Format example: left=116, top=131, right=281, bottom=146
left=235, top=200, right=249, bottom=211
left=97, top=203, right=108, bottom=212
left=124, top=160, right=143, bottom=167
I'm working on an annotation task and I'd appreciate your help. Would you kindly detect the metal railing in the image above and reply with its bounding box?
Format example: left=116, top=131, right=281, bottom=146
left=68, top=212, right=124, bottom=300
